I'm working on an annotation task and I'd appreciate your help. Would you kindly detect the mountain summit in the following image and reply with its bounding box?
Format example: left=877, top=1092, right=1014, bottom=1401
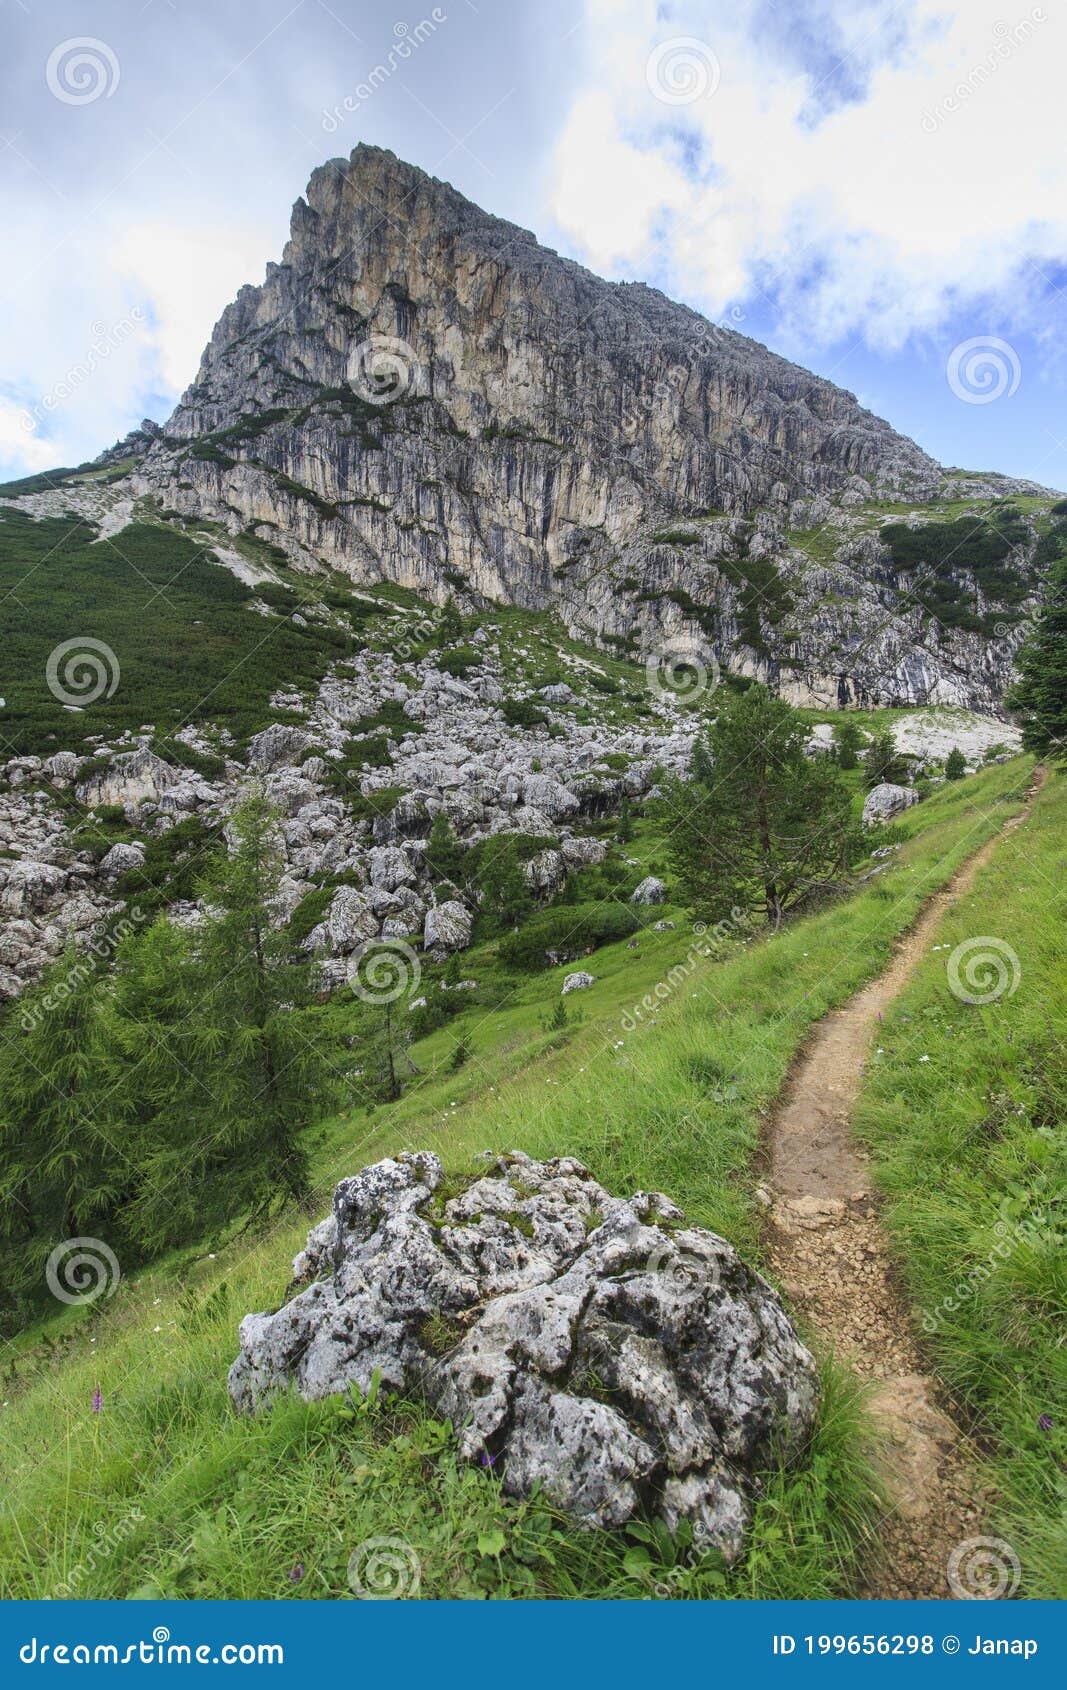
left=134, top=144, right=1050, bottom=710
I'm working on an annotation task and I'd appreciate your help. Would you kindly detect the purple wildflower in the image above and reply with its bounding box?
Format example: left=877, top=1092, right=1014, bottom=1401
left=1038, top=1414, right=1054, bottom=1434
left=288, top=1561, right=305, bottom=1583
left=91, top=1388, right=103, bottom=1413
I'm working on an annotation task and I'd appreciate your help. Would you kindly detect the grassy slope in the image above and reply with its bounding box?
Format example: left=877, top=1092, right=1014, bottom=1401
left=0, top=756, right=1038, bottom=1601
left=853, top=768, right=1066, bottom=1597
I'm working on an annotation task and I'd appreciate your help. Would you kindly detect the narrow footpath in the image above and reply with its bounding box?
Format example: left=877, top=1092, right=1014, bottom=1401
left=765, top=770, right=1046, bottom=1599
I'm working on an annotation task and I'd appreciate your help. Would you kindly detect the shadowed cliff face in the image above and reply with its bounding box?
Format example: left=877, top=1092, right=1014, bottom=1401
left=136, top=145, right=1049, bottom=712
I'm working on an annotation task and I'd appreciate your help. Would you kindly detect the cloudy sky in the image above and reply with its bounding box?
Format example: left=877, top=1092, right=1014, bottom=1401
left=2, top=0, right=1064, bottom=487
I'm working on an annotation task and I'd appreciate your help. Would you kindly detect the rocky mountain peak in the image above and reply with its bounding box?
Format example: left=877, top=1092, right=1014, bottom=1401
left=130, top=145, right=1054, bottom=712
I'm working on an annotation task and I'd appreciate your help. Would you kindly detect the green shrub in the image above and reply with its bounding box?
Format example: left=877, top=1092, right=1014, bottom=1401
left=498, top=900, right=640, bottom=970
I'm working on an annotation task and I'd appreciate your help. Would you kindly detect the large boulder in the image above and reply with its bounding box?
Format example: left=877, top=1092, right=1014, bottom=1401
left=229, top=1152, right=818, bottom=1561
left=75, top=749, right=178, bottom=810
left=368, top=845, right=416, bottom=892
left=521, top=773, right=579, bottom=820
left=326, top=886, right=379, bottom=954
left=631, top=874, right=666, bottom=905
left=246, top=724, right=312, bottom=772
left=99, top=841, right=146, bottom=880
left=423, top=899, right=472, bottom=954
left=863, top=782, right=920, bottom=826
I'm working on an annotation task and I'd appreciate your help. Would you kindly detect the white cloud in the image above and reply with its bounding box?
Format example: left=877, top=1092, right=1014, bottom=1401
left=114, top=222, right=275, bottom=395
left=548, top=0, right=1066, bottom=349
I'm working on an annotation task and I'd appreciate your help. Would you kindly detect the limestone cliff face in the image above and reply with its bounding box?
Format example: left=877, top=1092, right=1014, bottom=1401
left=136, top=145, right=1048, bottom=711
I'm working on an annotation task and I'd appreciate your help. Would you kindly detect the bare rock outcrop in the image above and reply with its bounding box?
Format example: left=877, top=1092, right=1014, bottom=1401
left=228, top=1151, right=819, bottom=1560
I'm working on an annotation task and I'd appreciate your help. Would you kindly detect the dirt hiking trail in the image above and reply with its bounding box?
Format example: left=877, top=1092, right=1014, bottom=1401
left=765, top=770, right=1046, bottom=1599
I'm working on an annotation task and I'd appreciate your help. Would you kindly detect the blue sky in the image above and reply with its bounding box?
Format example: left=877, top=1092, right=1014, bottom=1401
left=2, top=0, right=1065, bottom=489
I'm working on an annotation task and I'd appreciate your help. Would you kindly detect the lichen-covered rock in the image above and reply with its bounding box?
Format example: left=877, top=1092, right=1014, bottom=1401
left=631, top=874, right=666, bottom=905
left=863, top=782, right=920, bottom=826
left=246, top=724, right=312, bottom=772
left=423, top=899, right=472, bottom=954
left=561, top=971, right=595, bottom=993
left=228, top=1151, right=818, bottom=1560
left=99, top=841, right=146, bottom=879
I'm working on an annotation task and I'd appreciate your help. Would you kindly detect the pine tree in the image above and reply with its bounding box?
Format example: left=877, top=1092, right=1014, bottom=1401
left=944, top=746, right=966, bottom=780
left=129, top=790, right=331, bottom=1243
left=438, top=595, right=464, bottom=644
left=662, top=686, right=863, bottom=928
left=425, top=811, right=467, bottom=889
left=1007, top=554, right=1067, bottom=759
left=833, top=719, right=863, bottom=770
left=474, top=835, right=532, bottom=933
left=863, top=730, right=907, bottom=787
left=0, top=946, right=124, bottom=1317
